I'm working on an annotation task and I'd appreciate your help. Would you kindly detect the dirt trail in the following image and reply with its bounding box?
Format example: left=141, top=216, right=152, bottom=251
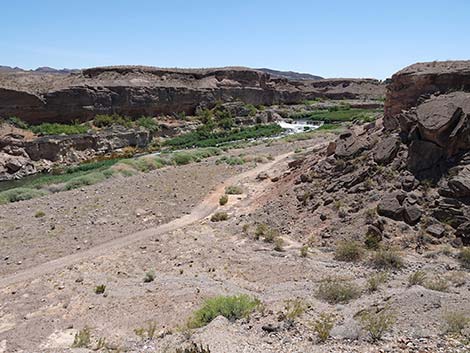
left=0, top=150, right=297, bottom=288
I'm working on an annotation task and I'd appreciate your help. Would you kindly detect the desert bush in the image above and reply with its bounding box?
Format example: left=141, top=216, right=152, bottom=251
left=371, top=248, right=404, bottom=270
left=134, top=321, right=157, bottom=339
left=364, top=231, right=381, bottom=250
left=300, top=245, right=309, bottom=258
left=172, top=152, right=194, bottom=165
left=458, top=248, right=470, bottom=269
left=210, top=212, right=228, bottom=222
left=219, top=195, right=228, bottom=206
left=143, top=271, right=155, bottom=283
left=316, top=277, right=361, bottom=304
left=274, top=237, right=284, bottom=252
left=284, top=299, right=306, bottom=321
left=136, top=116, right=158, bottom=132
left=367, top=272, right=389, bottom=293
left=0, top=187, right=48, bottom=204
left=64, top=172, right=107, bottom=190
left=225, top=185, right=243, bottom=195
left=34, top=210, right=45, bottom=218
left=176, top=343, right=211, bottom=353
left=94, top=114, right=133, bottom=128
left=442, top=311, right=470, bottom=335
left=334, top=240, right=365, bottom=262
left=94, top=284, right=106, bottom=294
left=424, top=277, right=449, bottom=292
left=187, top=294, right=259, bottom=328
left=4, top=116, right=29, bottom=129
left=72, top=327, right=91, bottom=348
left=408, top=270, right=427, bottom=287
left=312, top=312, right=335, bottom=343
left=359, top=308, right=395, bottom=342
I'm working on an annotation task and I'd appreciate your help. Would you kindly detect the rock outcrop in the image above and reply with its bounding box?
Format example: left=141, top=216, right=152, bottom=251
left=384, top=60, right=470, bottom=129
left=0, top=66, right=385, bottom=124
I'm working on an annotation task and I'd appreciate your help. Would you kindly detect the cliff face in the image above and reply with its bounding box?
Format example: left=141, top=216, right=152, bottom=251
left=0, top=66, right=384, bottom=124
left=384, top=60, right=470, bottom=129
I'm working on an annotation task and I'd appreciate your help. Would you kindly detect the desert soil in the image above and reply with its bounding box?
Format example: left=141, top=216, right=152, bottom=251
left=0, top=133, right=468, bottom=353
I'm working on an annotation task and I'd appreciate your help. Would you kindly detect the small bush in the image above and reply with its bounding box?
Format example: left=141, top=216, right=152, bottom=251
left=312, top=312, right=335, bottom=343
left=300, top=245, right=309, bottom=258
left=364, top=231, right=381, bottom=250
left=371, top=248, right=404, bottom=270
left=136, top=116, right=158, bottom=132
left=94, top=114, right=132, bottom=128
left=284, top=299, right=306, bottom=321
left=274, top=237, right=284, bottom=252
left=95, top=284, right=106, bottom=294
left=143, top=271, right=155, bottom=283
left=34, top=210, right=45, bottom=218
left=316, top=277, right=361, bottom=304
left=187, top=294, right=259, bottom=328
left=408, top=270, right=427, bottom=287
left=219, top=195, right=228, bottom=206
left=424, top=277, right=449, bottom=292
left=134, top=321, right=157, bottom=339
left=367, top=272, right=389, bottom=293
left=211, top=212, right=228, bottom=222
left=442, top=311, right=470, bottom=335
left=225, top=185, right=243, bottom=195
left=6, top=116, right=29, bottom=129
left=458, top=248, right=470, bottom=269
left=0, top=187, right=48, bottom=204
left=334, top=240, right=365, bottom=262
left=31, top=122, right=88, bottom=135
left=72, top=327, right=91, bottom=348
left=359, top=308, right=395, bottom=342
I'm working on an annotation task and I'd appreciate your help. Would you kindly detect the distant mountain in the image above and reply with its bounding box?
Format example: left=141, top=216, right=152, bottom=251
left=0, top=65, right=78, bottom=74
left=257, top=68, right=323, bottom=80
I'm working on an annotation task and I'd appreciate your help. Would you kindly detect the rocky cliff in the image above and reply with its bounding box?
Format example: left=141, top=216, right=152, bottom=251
left=384, top=60, right=470, bottom=129
left=0, top=66, right=384, bottom=124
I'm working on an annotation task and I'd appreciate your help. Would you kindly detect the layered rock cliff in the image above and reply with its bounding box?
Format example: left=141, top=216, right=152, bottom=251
left=0, top=66, right=384, bottom=124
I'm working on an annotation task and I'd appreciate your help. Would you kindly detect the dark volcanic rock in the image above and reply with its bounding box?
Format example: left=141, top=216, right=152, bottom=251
left=403, top=205, right=422, bottom=225
left=334, top=131, right=367, bottom=159
left=426, top=224, right=445, bottom=238
left=384, top=60, right=470, bottom=129
left=377, top=194, right=404, bottom=221
left=373, top=135, right=400, bottom=165
left=407, top=140, right=445, bottom=179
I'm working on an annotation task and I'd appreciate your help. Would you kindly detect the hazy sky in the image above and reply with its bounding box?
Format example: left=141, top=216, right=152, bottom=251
left=2, top=0, right=469, bottom=79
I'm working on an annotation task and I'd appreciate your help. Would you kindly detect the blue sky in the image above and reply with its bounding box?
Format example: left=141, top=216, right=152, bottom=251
left=2, top=0, right=469, bottom=79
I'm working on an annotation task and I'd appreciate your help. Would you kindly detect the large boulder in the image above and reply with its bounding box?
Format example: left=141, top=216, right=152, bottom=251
left=334, top=131, right=368, bottom=159
left=407, top=140, right=445, bottom=179
left=377, top=194, right=404, bottom=221
left=384, top=60, right=470, bottom=129
left=373, top=135, right=400, bottom=165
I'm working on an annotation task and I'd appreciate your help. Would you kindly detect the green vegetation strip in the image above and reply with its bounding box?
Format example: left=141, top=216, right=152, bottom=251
left=0, top=147, right=222, bottom=205
left=290, top=107, right=380, bottom=123
left=164, top=124, right=284, bottom=149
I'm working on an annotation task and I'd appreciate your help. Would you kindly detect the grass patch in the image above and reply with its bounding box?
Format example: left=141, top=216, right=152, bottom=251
left=0, top=188, right=48, bottom=204
left=72, top=327, right=91, bottom=348
left=442, top=311, right=470, bottom=335
left=316, top=277, right=361, bottom=304
left=290, top=108, right=380, bottom=123
left=367, top=272, right=389, bottom=293
left=30, top=122, right=89, bottom=135
left=359, top=308, right=395, bottom=342
left=424, top=277, right=449, bottom=292
left=312, top=312, right=335, bottom=343
left=334, top=240, right=365, bottom=262
left=216, top=156, right=245, bottom=165
left=187, top=294, right=259, bottom=329
left=408, top=270, right=427, bottom=287
left=371, top=248, right=404, bottom=270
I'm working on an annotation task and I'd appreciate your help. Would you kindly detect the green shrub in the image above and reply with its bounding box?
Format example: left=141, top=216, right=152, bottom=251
left=284, top=299, right=306, bottom=321
left=312, top=312, right=335, bottom=343
left=136, top=116, right=158, bottom=132
left=219, top=195, right=228, bottom=206
left=367, top=272, right=389, bottom=293
left=72, top=327, right=91, bottom=348
left=143, top=271, right=155, bottom=283
left=316, top=277, right=361, bottom=304
left=5, top=116, right=29, bottom=129
left=458, top=248, right=470, bottom=269
left=408, top=270, right=427, bottom=287
left=359, top=308, right=395, bottom=342
left=34, top=210, right=45, bottom=218
left=30, top=122, right=88, bottom=135
left=216, top=156, right=245, bottom=165
left=95, top=284, right=106, bottom=294
left=187, top=294, right=259, bottom=328
left=371, top=248, right=404, bottom=270
left=334, top=240, right=365, bottom=262
left=225, top=185, right=243, bottom=195
left=442, top=311, right=470, bottom=335
left=94, top=114, right=133, bottom=128
left=172, top=152, right=194, bottom=165
left=211, top=212, right=228, bottom=222
left=64, top=172, right=107, bottom=190
left=0, top=187, right=48, bottom=204
left=300, top=245, right=309, bottom=258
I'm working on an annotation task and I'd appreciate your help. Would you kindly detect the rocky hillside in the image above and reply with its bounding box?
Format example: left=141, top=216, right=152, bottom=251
left=254, top=60, right=470, bottom=252
left=0, top=66, right=384, bottom=124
